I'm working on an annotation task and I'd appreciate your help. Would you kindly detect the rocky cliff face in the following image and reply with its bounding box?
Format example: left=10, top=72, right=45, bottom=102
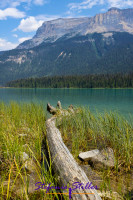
left=17, top=18, right=89, bottom=49
left=17, top=8, right=133, bottom=49
left=86, top=7, right=133, bottom=33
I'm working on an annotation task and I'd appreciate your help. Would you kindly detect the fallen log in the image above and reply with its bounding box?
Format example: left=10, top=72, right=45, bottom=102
left=46, top=102, right=102, bottom=200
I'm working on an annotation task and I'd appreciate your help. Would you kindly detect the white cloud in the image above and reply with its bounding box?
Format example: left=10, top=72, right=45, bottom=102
left=16, top=16, right=44, bottom=32
left=107, top=0, right=133, bottom=8
left=18, top=36, right=32, bottom=43
left=36, top=14, right=60, bottom=21
left=68, top=0, right=133, bottom=13
left=34, top=0, right=46, bottom=5
left=0, top=0, right=48, bottom=8
left=100, top=8, right=106, bottom=12
left=0, top=0, right=31, bottom=8
left=0, top=8, right=25, bottom=20
left=13, top=34, right=18, bottom=38
left=15, top=15, right=60, bottom=32
left=68, top=0, right=104, bottom=12
left=0, top=38, right=18, bottom=51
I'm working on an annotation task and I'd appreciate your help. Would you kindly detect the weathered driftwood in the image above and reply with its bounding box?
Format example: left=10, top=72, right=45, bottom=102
left=47, top=103, right=57, bottom=115
left=57, top=101, right=62, bottom=109
left=47, top=102, right=75, bottom=116
left=46, top=102, right=102, bottom=200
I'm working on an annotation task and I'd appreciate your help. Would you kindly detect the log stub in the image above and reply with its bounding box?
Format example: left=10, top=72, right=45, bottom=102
left=57, top=101, right=62, bottom=109
left=47, top=103, right=57, bottom=115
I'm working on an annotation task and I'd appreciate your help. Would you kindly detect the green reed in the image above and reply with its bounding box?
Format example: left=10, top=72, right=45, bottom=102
left=57, top=107, right=133, bottom=170
left=0, top=102, right=69, bottom=200
left=56, top=107, right=133, bottom=199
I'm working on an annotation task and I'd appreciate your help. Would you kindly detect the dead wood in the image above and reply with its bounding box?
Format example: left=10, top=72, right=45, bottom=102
left=46, top=101, right=102, bottom=200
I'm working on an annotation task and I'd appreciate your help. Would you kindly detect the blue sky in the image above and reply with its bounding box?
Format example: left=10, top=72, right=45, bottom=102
left=0, top=0, right=133, bottom=51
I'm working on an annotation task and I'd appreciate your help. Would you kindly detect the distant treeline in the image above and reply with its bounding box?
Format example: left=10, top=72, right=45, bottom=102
left=6, top=73, right=133, bottom=88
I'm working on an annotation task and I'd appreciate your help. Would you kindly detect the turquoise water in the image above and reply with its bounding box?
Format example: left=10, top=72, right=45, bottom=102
left=0, top=88, right=133, bottom=118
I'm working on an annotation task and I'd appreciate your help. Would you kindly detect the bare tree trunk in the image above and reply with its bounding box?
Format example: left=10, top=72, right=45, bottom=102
left=46, top=115, right=102, bottom=200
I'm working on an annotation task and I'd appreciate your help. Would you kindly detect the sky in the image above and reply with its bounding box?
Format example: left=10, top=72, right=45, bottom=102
left=0, top=0, right=133, bottom=51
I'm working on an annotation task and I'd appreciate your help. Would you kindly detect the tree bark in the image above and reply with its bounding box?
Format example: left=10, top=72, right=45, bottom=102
left=46, top=116, right=102, bottom=200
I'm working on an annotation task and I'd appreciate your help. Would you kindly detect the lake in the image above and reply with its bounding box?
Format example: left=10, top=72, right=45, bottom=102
left=0, top=88, right=133, bottom=119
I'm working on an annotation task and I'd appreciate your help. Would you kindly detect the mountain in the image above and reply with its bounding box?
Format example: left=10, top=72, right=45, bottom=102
left=16, top=18, right=89, bottom=49
left=0, top=8, right=133, bottom=86
left=17, top=7, right=133, bottom=49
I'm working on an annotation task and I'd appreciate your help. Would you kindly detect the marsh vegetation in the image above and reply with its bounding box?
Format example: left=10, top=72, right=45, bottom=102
left=0, top=102, right=132, bottom=199
left=57, top=108, right=133, bottom=199
left=0, top=102, right=68, bottom=200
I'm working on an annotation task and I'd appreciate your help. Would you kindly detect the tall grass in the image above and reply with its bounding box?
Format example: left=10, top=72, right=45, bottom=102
left=1, top=103, right=132, bottom=199
left=56, top=107, right=133, bottom=199
left=57, top=107, right=133, bottom=170
left=0, top=102, right=69, bottom=200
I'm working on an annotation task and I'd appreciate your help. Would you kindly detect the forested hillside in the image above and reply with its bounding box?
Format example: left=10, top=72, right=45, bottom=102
left=1, top=32, right=133, bottom=85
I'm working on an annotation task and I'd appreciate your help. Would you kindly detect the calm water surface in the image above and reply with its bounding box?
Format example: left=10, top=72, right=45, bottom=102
left=0, top=88, right=133, bottom=119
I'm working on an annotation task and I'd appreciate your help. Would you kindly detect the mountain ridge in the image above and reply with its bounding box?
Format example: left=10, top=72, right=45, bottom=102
left=0, top=8, right=133, bottom=85
left=17, top=7, right=133, bottom=49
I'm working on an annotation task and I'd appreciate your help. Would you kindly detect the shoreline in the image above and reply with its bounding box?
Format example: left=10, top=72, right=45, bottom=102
left=1, top=87, right=133, bottom=89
